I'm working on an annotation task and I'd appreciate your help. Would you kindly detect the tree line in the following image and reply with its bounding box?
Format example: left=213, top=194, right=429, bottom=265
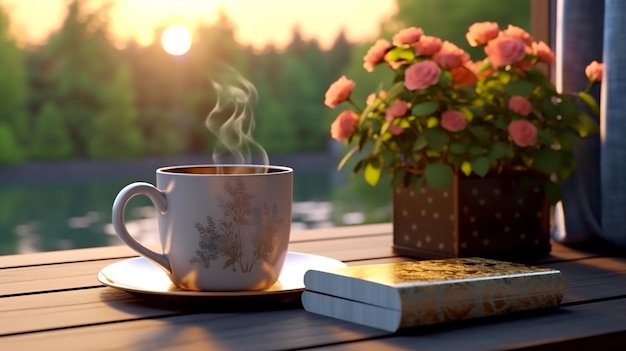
left=0, top=0, right=529, bottom=165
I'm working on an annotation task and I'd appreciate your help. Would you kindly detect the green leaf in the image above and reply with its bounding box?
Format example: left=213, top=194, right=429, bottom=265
left=424, top=163, right=454, bottom=190
left=493, top=116, right=508, bottom=130
left=557, top=99, right=577, bottom=121
left=364, top=161, right=381, bottom=186
left=505, top=80, right=534, bottom=96
left=488, top=142, right=509, bottom=161
left=412, top=101, right=439, bottom=116
left=438, top=71, right=452, bottom=85
left=353, top=159, right=365, bottom=174
left=498, top=71, right=512, bottom=84
left=538, top=99, right=558, bottom=119
left=423, top=128, right=450, bottom=151
left=544, top=181, right=563, bottom=205
left=469, top=146, right=484, bottom=156
left=532, top=149, right=564, bottom=174
left=536, top=130, right=554, bottom=145
left=449, top=142, right=467, bottom=154
left=568, top=112, right=598, bottom=137
left=459, top=106, right=474, bottom=122
left=555, top=130, right=578, bottom=149
left=413, top=135, right=428, bottom=150
left=337, top=147, right=358, bottom=170
left=470, top=156, right=490, bottom=177
left=578, top=91, right=600, bottom=115
left=384, top=47, right=416, bottom=62
left=468, top=125, right=489, bottom=142
left=477, top=59, right=491, bottom=73
left=461, top=161, right=472, bottom=176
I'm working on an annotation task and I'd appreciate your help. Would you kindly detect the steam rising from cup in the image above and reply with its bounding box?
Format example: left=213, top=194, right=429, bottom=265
left=206, top=65, right=269, bottom=168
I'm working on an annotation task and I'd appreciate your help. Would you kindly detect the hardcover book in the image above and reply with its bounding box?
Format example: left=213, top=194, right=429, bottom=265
left=302, top=257, right=563, bottom=332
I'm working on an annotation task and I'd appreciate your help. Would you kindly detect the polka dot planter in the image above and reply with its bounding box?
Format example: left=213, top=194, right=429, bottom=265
left=392, top=172, right=551, bottom=259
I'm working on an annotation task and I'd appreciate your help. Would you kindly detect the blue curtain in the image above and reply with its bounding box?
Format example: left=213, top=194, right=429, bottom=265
left=552, top=0, right=626, bottom=246
left=600, top=0, right=626, bottom=245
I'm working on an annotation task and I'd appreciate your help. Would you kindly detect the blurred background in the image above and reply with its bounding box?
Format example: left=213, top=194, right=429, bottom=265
left=0, top=0, right=530, bottom=255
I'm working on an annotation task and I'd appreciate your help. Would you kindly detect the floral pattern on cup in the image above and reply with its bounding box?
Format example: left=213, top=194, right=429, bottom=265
left=191, top=178, right=282, bottom=273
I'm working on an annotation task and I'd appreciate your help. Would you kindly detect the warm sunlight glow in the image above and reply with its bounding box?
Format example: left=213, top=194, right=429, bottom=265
left=161, top=25, right=192, bottom=56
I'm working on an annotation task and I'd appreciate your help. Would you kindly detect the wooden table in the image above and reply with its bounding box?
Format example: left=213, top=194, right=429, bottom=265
left=2, top=223, right=626, bottom=350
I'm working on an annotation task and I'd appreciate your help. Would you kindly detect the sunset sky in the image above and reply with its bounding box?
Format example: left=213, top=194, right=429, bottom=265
left=2, top=0, right=397, bottom=49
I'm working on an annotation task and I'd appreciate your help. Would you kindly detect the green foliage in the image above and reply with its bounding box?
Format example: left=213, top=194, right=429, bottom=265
left=255, top=100, right=298, bottom=154
left=88, top=67, right=144, bottom=159
left=0, top=5, right=28, bottom=153
left=0, top=123, right=23, bottom=165
left=30, top=103, right=73, bottom=160
left=39, top=0, right=126, bottom=157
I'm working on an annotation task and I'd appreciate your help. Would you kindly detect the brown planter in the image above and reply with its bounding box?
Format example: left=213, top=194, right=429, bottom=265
left=392, top=172, right=551, bottom=259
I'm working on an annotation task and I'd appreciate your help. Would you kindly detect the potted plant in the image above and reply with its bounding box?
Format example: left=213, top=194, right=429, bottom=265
left=324, top=23, right=603, bottom=259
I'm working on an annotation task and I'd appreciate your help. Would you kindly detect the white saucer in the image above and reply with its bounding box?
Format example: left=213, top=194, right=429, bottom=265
left=98, top=252, right=346, bottom=299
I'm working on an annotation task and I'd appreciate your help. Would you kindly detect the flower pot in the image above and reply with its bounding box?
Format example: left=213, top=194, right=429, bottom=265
left=392, top=172, right=551, bottom=259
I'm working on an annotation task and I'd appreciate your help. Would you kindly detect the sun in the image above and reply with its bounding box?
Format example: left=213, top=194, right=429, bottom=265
left=161, top=25, right=192, bottom=56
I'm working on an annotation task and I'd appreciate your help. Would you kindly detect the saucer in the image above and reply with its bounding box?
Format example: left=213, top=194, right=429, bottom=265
left=98, top=252, right=346, bottom=300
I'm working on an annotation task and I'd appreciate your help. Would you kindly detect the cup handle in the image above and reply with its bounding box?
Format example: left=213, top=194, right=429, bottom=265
left=112, top=182, right=171, bottom=275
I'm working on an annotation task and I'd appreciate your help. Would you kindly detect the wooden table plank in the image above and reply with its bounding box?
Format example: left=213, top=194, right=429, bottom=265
left=0, top=245, right=136, bottom=269
left=0, top=307, right=388, bottom=351
left=4, top=297, right=626, bottom=351
left=306, top=298, right=626, bottom=351
left=0, top=259, right=123, bottom=296
left=3, top=256, right=625, bottom=337
left=0, top=234, right=399, bottom=296
left=0, top=224, right=393, bottom=268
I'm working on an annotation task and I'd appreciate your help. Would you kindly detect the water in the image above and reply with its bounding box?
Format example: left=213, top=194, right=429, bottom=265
left=0, top=157, right=392, bottom=255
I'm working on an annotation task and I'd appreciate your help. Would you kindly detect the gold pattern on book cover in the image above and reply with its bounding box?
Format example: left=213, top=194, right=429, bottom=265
left=319, top=257, right=563, bottom=328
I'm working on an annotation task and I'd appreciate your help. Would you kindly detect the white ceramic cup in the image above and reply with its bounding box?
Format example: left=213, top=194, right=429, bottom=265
left=111, top=164, right=293, bottom=291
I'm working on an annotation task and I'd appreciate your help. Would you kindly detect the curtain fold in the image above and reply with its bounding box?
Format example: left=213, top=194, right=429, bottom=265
left=599, top=0, right=626, bottom=245
left=552, top=0, right=604, bottom=243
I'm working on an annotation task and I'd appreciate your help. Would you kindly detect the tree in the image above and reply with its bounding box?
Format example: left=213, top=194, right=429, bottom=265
left=30, top=102, right=73, bottom=160
left=0, top=4, right=28, bottom=162
left=122, top=36, right=183, bottom=157
left=0, top=123, right=22, bottom=165
left=41, top=0, right=132, bottom=157
left=182, top=8, right=248, bottom=154
left=255, top=99, right=298, bottom=154
left=88, top=67, right=144, bottom=159
left=327, top=29, right=352, bottom=79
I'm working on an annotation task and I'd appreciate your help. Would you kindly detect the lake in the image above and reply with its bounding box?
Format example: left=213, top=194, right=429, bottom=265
left=0, top=154, right=392, bottom=255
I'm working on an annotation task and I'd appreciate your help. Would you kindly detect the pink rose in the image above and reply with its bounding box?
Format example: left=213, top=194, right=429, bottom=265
left=441, top=110, right=467, bottom=132
left=585, top=60, right=604, bottom=82
left=508, top=119, right=537, bottom=147
left=466, top=22, right=500, bottom=46
left=324, top=76, right=355, bottom=108
left=508, top=96, right=532, bottom=116
left=330, top=110, right=360, bottom=141
left=404, top=60, right=441, bottom=90
left=484, top=35, right=526, bottom=68
left=385, top=100, right=409, bottom=121
left=433, top=41, right=470, bottom=69
left=502, top=25, right=533, bottom=46
left=532, top=41, right=555, bottom=63
left=392, top=26, right=424, bottom=46
left=388, top=123, right=405, bottom=136
left=414, top=35, right=443, bottom=56
left=363, top=39, right=391, bottom=72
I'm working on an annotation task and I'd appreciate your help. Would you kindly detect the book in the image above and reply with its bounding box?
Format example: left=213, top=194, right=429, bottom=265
left=302, top=257, right=563, bottom=332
